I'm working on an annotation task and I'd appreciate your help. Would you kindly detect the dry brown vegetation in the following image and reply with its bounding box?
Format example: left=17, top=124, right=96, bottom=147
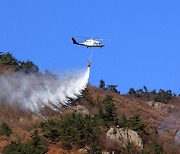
left=0, top=84, right=179, bottom=153
left=0, top=63, right=179, bottom=153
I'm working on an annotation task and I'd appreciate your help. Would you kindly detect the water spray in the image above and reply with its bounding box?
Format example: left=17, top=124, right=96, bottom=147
left=0, top=68, right=90, bottom=114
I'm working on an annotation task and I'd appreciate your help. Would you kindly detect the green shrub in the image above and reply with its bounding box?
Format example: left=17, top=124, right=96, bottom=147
left=128, top=86, right=149, bottom=98
left=3, top=130, right=48, bottom=154
left=0, top=52, right=39, bottom=74
left=99, top=79, right=105, bottom=89
left=97, top=101, right=104, bottom=119
left=41, top=114, right=100, bottom=150
left=97, top=95, right=119, bottom=127
left=128, top=86, right=174, bottom=103
left=3, top=141, right=27, bottom=154
left=58, top=114, right=99, bottom=149
left=154, top=89, right=173, bottom=103
left=87, top=143, right=102, bottom=154
left=102, top=95, right=118, bottom=126
left=18, top=60, right=39, bottom=73
left=119, top=114, right=146, bottom=133
left=140, top=149, right=150, bottom=154
left=0, top=122, right=12, bottom=136
left=40, top=120, right=60, bottom=142
left=106, top=85, right=120, bottom=94
left=150, top=140, right=164, bottom=154
left=0, top=52, right=18, bottom=66
left=81, top=88, right=95, bottom=106
left=128, top=88, right=136, bottom=96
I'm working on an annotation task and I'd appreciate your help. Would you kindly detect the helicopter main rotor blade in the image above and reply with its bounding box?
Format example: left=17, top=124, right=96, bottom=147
left=74, top=36, right=110, bottom=41
left=95, top=38, right=111, bottom=41
left=74, top=36, right=90, bottom=39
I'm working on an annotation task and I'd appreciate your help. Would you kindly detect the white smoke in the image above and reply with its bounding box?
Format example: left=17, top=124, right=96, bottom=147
left=175, top=130, right=180, bottom=144
left=0, top=68, right=90, bottom=113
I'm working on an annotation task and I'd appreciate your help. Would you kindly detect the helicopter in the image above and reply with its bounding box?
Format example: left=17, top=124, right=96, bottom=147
left=71, top=37, right=104, bottom=48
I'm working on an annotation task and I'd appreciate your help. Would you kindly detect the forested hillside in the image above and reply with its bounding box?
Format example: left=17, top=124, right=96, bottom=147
left=0, top=52, right=179, bottom=154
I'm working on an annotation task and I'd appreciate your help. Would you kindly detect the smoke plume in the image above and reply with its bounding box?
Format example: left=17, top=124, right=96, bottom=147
left=0, top=68, right=90, bottom=114
left=175, top=130, right=180, bottom=144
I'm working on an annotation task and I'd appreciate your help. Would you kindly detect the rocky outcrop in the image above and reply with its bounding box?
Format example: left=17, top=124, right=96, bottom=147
left=146, top=101, right=165, bottom=110
left=106, top=128, right=143, bottom=149
left=69, top=105, right=89, bottom=116
left=146, top=101, right=154, bottom=106
left=154, top=102, right=165, bottom=110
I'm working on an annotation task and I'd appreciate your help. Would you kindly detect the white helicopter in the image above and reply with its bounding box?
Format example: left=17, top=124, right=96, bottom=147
left=71, top=37, right=104, bottom=48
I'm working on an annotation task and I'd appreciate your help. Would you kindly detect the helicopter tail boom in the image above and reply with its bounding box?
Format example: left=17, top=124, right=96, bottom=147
left=72, top=38, right=78, bottom=44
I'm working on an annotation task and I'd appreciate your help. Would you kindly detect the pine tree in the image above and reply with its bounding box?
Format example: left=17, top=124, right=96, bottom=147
left=128, top=88, right=136, bottom=96
left=106, top=85, right=120, bottom=93
left=103, top=95, right=118, bottom=125
left=99, top=79, right=105, bottom=89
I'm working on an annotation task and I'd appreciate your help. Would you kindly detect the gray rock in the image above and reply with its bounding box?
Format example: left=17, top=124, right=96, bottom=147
left=146, top=101, right=155, bottom=106
left=146, top=101, right=165, bottom=110
left=154, top=102, right=165, bottom=110
left=69, top=105, right=89, bottom=116
left=106, top=128, right=143, bottom=149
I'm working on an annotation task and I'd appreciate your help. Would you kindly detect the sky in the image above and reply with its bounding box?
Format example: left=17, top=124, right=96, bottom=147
left=0, top=0, right=180, bottom=94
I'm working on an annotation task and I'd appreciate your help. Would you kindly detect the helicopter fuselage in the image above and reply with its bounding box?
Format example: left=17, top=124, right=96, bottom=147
left=72, top=38, right=104, bottom=48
